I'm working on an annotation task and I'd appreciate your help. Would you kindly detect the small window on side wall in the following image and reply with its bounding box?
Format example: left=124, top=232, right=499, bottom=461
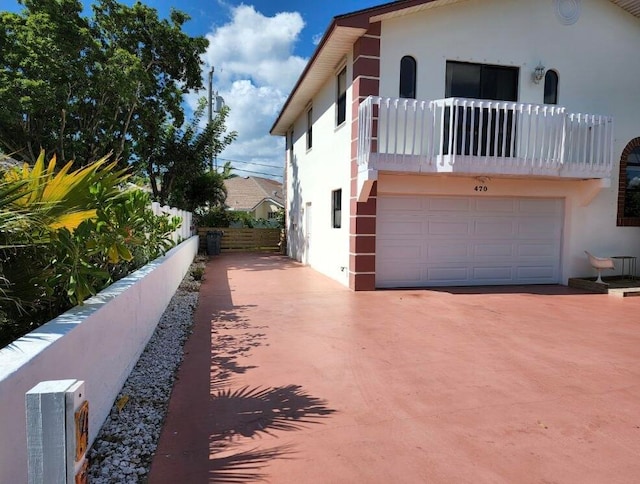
left=306, top=107, right=313, bottom=150
left=332, top=189, right=342, bottom=228
left=399, top=55, right=416, bottom=99
left=617, top=138, right=640, bottom=226
left=336, top=67, right=347, bottom=126
left=544, top=70, right=559, bottom=105
left=287, top=129, right=294, bottom=164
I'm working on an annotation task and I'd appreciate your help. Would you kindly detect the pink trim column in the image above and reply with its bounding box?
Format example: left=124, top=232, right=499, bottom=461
left=349, top=22, right=380, bottom=291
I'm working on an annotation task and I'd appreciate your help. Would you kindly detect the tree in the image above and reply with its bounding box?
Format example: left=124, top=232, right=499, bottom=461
left=0, top=0, right=92, bottom=162
left=221, top=160, right=237, bottom=179
left=178, top=171, right=227, bottom=212
left=145, top=97, right=237, bottom=208
left=0, top=0, right=208, bottom=168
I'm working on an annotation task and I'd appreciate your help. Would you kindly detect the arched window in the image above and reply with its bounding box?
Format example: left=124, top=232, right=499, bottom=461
left=544, top=70, right=559, bottom=104
left=399, top=55, right=416, bottom=99
left=617, top=138, right=640, bottom=226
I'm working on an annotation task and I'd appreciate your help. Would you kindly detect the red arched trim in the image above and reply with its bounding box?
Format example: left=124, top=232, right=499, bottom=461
left=616, top=137, right=640, bottom=226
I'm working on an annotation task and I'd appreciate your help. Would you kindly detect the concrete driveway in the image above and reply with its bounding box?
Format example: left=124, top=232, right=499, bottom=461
left=149, top=253, right=640, bottom=483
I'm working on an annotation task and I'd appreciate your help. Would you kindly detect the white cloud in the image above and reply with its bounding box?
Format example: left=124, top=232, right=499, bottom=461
left=192, top=4, right=307, bottom=181
left=312, top=33, right=323, bottom=45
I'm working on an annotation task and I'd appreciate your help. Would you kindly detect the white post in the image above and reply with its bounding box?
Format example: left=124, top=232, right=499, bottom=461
left=26, top=380, right=89, bottom=484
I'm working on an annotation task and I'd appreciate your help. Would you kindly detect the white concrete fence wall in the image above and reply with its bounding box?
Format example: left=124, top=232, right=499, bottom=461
left=0, top=235, right=199, bottom=484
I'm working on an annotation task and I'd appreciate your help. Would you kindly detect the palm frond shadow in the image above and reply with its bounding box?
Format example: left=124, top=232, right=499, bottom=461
left=208, top=385, right=336, bottom=481
left=206, top=304, right=336, bottom=481
left=211, top=385, right=336, bottom=439
left=209, top=444, right=295, bottom=483
left=210, top=307, right=267, bottom=390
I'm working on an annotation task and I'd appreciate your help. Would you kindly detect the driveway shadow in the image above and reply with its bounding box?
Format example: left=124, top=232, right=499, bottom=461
left=149, top=254, right=336, bottom=483
left=208, top=384, right=335, bottom=482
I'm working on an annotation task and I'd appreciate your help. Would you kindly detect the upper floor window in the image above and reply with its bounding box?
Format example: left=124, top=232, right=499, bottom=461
left=399, top=55, right=416, bottom=99
left=306, top=107, right=313, bottom=150
left=336, top=67, right=347, bottom=126
left=287, top=129, right=294, bottom=164
left=544, top=70, right=559, bottom=105
left=445, top=61, right=518, bottom=101
left=444, top=61, right=518, bottom=157
left=617, top=138, right=640, bottom=226
left=332, top=189, right=342, bottom=228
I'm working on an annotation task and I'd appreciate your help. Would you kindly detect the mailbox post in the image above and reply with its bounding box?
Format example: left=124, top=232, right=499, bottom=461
left=26, top=380, right=89, bottom=484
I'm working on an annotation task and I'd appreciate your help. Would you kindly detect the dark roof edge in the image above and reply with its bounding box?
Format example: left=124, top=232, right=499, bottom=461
left=269, top=20, right=340, bottom=135
left=269, top=0, right=438, bottom=136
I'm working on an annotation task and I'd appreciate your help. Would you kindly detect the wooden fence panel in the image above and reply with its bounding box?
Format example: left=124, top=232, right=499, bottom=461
left=197, top=227, right=281, bottom=252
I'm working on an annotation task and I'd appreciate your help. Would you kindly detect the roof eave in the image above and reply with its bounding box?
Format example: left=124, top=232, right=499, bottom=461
left=270, top=20, right=367, bottom=136
left=250, top=198, right=285, bottom=212
left=269, top=0, right=454, bottom=137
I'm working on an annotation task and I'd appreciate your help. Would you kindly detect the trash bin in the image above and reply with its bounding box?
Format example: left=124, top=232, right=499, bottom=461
left=206, top=230, right=224, bottom=255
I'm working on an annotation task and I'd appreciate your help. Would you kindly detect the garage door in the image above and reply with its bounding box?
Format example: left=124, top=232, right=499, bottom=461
left=376, top=196, right=563, bottom=288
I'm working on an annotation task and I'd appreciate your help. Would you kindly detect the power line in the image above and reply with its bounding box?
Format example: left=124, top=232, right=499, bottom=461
left=229, top=167, right=283, bottom=179
left=217, top=157, right=283, bottom=170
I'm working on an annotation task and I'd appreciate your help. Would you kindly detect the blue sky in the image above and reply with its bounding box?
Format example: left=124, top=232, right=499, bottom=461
left=4, top=0, right=381, bottom=179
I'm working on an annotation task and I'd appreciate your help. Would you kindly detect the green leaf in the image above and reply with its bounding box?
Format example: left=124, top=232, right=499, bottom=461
left=107, top=244, right=119, bottom=263
left=116, top=243, right=133, bottom=262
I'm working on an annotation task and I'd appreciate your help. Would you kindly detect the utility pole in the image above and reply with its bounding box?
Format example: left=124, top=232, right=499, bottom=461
left=208, top=66, right=215, bottom=171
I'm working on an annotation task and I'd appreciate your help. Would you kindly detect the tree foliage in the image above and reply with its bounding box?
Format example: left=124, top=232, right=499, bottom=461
left=146, top=97, right=236, bottom=208
left=0, top=0, right=208, bottom=169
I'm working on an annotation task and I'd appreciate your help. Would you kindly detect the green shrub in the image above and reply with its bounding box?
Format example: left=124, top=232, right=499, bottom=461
left=191, top=266, right=205, bottom=281
left=195, top=208, right=283, bottom=229
left=0, top=152, right=181, bottom=348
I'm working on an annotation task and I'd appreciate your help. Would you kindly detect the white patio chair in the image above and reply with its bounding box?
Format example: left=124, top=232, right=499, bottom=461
left=585, top=251, right=615, bottom=283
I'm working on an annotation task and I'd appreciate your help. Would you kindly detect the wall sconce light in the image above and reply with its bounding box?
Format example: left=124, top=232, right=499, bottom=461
left=532, top=63, right=545, bottom=84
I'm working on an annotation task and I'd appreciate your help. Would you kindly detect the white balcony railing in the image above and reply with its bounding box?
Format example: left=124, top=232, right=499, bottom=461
left=358, top=96, right=613, bottom=180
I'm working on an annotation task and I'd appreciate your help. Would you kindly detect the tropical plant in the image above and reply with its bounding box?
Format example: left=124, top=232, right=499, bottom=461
left=194, top=207, right=232, bottom=228
left=0, top=151, right=181, bottom=348
left=173, top=170, right=227, bottom=213
left=44, top=188, right=180, bottom=305
left=3, top=150, right=128, bottom=233
left=144, top=98, right=236, bottom=207
left=0, top=151, right=129, bottom=337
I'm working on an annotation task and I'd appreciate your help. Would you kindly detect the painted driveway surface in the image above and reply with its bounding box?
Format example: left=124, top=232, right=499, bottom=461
left=149, top=253, right=640, bottom=483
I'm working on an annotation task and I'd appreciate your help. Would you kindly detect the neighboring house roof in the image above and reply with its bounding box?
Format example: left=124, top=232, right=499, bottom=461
left=224, top=176, right=284, bottom=212
left=270, top=0, right=640, bottom=136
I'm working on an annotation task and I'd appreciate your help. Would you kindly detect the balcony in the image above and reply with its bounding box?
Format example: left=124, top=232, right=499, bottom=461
left=357, top=96, right=613, bottom=200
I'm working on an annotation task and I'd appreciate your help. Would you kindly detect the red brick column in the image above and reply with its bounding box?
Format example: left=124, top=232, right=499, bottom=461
left=349, top=22, right=380, bottom=291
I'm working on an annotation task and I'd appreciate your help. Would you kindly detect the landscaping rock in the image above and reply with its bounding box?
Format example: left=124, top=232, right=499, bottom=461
left=87, top=256, right=205, bottom=483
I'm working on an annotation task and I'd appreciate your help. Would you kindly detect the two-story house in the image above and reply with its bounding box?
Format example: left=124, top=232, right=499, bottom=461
left=270, top=0, right=640, bottom=290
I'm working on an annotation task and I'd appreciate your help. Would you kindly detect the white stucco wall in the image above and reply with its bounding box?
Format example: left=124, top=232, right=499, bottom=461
left=0, top=236, right=198, bottom=484
left=376, top=0, right=640, bottom=282
left=287, top=57, right=352, bottom=285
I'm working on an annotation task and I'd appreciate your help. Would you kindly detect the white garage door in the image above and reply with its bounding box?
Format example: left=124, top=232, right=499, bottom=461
left=376, top=196, right=563, bottom=288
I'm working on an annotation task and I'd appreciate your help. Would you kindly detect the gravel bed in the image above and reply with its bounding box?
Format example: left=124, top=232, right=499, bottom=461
left=87, top=256, right=206, bottom=483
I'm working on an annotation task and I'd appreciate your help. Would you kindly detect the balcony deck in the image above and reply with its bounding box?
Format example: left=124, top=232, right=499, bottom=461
left=357, top=96, right=613, bottom=199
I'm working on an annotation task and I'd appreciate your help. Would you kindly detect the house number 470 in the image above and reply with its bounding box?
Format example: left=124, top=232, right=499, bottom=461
left=474, top=185, right=488, bottom=192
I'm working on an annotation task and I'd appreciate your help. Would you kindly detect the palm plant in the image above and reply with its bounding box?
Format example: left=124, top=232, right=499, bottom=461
left=0, top=151, right=130, bottom=346
left=4, top=150, right=129, bottom=233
